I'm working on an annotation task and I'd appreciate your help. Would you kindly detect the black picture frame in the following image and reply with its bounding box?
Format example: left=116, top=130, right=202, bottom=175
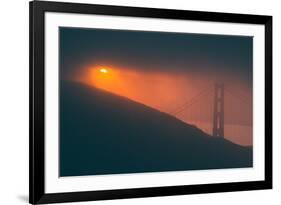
left=29, top=1, right=272, bottom=204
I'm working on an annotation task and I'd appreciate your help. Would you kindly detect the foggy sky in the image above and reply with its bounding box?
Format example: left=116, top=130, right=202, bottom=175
left=59, top=27, right=253, bottom=87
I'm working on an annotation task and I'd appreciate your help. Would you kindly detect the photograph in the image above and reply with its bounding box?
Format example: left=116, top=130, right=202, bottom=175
left=59, top=27, right=253, bottom=177
left=29, top=1, right=272, bottom=203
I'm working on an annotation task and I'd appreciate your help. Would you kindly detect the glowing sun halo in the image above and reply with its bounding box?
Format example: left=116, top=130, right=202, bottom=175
left=99, top=68, right=108, bottom=73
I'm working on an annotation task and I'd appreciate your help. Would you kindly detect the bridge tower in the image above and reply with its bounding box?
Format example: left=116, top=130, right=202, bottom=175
left=212, top=83, right=224, bottom=138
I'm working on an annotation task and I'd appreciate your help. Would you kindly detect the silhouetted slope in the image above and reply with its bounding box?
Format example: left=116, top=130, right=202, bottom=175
left=60, top=81, right=252, bottom=176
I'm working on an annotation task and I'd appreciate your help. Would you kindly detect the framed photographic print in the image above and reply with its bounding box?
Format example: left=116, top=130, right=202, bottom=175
left=29, top=0, right=272, bottom=204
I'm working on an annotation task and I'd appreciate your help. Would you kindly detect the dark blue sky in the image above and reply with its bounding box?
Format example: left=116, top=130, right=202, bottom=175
left=59, top=27, right=253, bottom=86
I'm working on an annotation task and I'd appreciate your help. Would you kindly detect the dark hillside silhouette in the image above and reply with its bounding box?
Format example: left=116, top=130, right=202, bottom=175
left=60, top=81, right=252, bottom=177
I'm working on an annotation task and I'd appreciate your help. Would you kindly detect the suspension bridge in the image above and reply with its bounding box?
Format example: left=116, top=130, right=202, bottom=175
left=169, top=82, right=252, bottom=145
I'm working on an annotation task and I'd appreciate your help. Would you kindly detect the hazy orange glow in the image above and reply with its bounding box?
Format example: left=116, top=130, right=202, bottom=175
left=75, top=65, right=253, bottom=146
left=77, top=65, right=199, bottom=113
